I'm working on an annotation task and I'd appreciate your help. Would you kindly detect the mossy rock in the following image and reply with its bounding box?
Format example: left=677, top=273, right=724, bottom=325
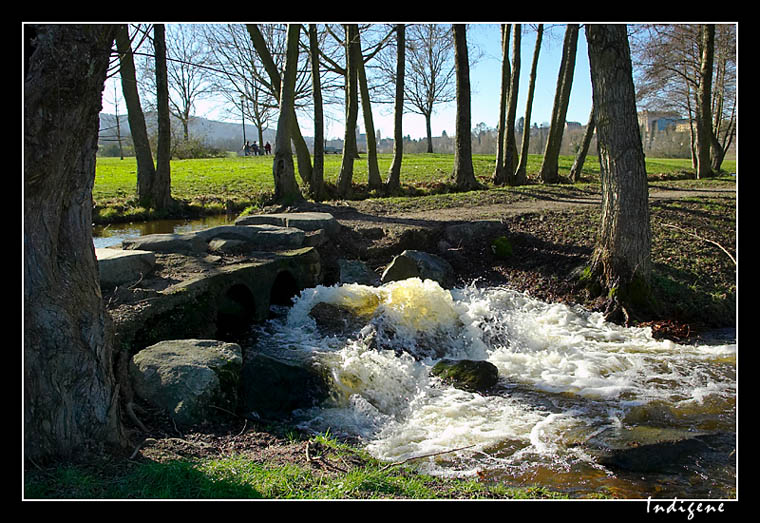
left=431, top=359, right=499, bottom=393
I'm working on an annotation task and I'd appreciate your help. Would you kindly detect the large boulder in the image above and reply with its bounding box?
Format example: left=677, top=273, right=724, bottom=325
left=240, top=352, right=329, bottom=419
left=431, top=359, right=499, bottom=393
left=130, top=339, right=243, bottom=426
left=381, top=250, right=455, bottom=288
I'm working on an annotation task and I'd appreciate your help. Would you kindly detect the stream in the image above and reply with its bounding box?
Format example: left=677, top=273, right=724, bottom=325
left=92, top=215, right=235, bottom=249
left=245, top=278, right=737, bottom=499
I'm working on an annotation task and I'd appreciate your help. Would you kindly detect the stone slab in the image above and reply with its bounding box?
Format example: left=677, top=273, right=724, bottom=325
left=235, top=212, right=341, bottom=236
left=96, top=248, right=156, bottom=287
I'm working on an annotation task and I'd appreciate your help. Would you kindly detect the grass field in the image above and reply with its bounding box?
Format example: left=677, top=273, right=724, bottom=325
left=93, top=153, right=736, bottom=223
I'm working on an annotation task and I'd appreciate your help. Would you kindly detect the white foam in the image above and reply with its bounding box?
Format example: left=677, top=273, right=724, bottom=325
left=255, top=280, right=736, bottom=474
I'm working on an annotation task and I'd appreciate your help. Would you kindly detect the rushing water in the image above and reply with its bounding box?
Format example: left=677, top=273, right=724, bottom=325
left=246, top=278, right=736, bottom=499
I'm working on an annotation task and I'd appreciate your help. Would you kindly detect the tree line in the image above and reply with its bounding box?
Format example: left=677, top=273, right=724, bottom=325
left=109, top=23, right=734, bottom=208
left=24, top=23, right=735, bottom=464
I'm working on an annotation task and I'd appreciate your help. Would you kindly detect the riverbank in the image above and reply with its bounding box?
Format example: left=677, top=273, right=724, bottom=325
left=25, top=169, right=736, bottom=500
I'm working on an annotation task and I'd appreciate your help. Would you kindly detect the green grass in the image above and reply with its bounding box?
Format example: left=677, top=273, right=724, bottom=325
left=24, top=433, right=572, bottom=500
left=93, top=153, right=735, bottom=224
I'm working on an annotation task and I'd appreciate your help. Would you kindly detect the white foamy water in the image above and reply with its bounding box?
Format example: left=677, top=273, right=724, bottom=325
left=249, top=278, right=736, bottom=488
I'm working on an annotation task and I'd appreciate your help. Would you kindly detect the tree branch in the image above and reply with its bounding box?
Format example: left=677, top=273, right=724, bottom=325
left=662, top=223, right=736, bottom=265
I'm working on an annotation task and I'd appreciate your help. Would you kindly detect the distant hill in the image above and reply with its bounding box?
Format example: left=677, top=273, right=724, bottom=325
left=98, top=112, right=276, bottom=152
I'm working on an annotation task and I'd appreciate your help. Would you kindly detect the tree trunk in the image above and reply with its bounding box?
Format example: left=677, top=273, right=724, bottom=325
left=247, top=24, right=313, bottom=189
left=337, top=24, right=361, bottom=198
left=504, top=24, right=522, bottom=185
left=152, top=24, right=173, bottom=209
left=24, top=24, right=127, bottom=463
left=386, top=24, right=405, bottom=194
left=308, top=24, right=326, bottom=201
left=696, top=24, right=715, bottom=179
left=585, top=24, right=652, bottom=322
left=540, top=24, right=579, bottom=184
left=515, top=24, right=543, bottom=184
left=272, top=24, right=304, bottom=204
left=115, top=25, right=156, bottom=203
left=451, top=24, right=481, bottom=192
left=424, top=111, right=434, bottom=153
left=569, top=103, right=595, bottom=182
left=493, top=24, right=511, bottom=185
left=357, top=50, right=382, bottom=191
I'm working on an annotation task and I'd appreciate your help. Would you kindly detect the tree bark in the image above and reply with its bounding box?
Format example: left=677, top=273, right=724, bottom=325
left=115, top=25, right=156, bottom=203
left=386, top=24, right=405, bottom=194
left=696, top=24, right=715, bottom=179
left=272, top=24, right=304, bottom=204
left=357, top=48, right=383, bottom=191
left=152, top=24, right=173, bottom=209
left=515, top=24, right=543, bottom=184
left=308, top=24, right=326, bottom=201
left=569, top=103, right=595, bottom=182
left=492, top=24, right=511, bottom=185
left=337, top=24, right=361, bottom=198
left=451, top=24, right=481, bottom=191
left=24, top=24, right=127, bottom=463
left=540, top=24, right=579, bottom=184
left=503, top=24, right=522, bottom=185
left=585, top=24, right=652, bottom=321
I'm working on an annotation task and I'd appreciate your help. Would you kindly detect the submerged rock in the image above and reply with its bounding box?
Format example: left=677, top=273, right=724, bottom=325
left=431, top=358, right=500, bottom=393
left=598, top=433, right=732, bottom=473
left=309, top=301, right=367, bottom=336
left=240, top=352, right=329, bottom=419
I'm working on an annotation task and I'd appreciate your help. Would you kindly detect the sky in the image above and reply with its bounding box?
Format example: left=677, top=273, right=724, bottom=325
left=102, top=23, right=594, bottom=142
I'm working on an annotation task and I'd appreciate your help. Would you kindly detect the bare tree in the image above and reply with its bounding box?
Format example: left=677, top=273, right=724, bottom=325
left=385, top=24, right=406, bottom=194
left=696, top=24, right=715, bottom=179
left=308, top=23, right=326, bottom=201
left=114, top=24, right=156, bottom=205
left=336, top=24, right=362, bottom=198
left=152, top=24, right=173, bottom=209
left=515, top=24, right=543, bottom=183
left=569, top=102, right=595, bottom=182
left=247, top=24, right=314, bottom=190
left=164, top=24, right=213, bottom=141
left=272, top=24, right=304, bottom=204
left=585, top=24, right=652, bottom=322
left=405, top=24, right=457, bottom=153
left=539, top=24, right=579, bottom=184
left=202, top=24, right=278, bottom=150
left=630, top=24, right=736, bottom=174
left=494, top=24, right=522, bottom=186
left=451, top=24, right=481, bottom=191
left=492, top=24, right=511, bottom=185
left=25, top=24, right=128, bottom=462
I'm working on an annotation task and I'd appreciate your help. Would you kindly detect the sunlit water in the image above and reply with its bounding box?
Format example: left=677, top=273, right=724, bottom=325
left=250, top=278, right=737, bottom=499
left=92, top=215, right=234, bottom=248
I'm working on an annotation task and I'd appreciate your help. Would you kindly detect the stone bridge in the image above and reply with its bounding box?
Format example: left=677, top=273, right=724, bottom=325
left=97, top=212, right=338, bottom=350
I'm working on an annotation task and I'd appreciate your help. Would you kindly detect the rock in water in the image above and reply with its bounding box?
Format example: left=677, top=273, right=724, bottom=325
left=431, top=359, right=499, bottom=393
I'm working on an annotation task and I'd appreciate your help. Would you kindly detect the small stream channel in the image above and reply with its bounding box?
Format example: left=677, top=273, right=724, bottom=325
left=92, top=215, right=236, bottom=249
